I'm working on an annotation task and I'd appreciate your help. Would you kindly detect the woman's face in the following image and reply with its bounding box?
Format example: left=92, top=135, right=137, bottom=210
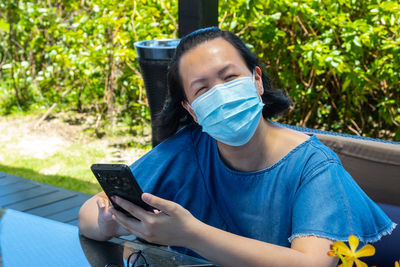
left=179, top=38, right=263, bottom=121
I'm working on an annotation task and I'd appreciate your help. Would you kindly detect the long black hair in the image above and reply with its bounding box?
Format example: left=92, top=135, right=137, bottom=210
left=154, top=27, right=291, bottom=141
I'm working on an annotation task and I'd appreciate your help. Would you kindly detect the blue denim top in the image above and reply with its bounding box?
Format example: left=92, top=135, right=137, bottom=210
left=130, top=124, right=396, bottom=256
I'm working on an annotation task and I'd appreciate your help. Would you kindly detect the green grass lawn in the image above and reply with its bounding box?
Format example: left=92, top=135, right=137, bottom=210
left=0, top=114, right=151, bottom=195
left=0, top=142, right=110, bottom=195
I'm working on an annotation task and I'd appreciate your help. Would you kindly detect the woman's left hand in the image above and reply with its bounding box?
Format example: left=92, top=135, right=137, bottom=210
left=110, top=193, right=201, bottom=247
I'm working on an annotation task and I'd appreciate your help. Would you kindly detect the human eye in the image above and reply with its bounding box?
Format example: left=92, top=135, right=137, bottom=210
left=195, top=86, right=208, bottom=96
left=224, top=74, right=238, bottom=81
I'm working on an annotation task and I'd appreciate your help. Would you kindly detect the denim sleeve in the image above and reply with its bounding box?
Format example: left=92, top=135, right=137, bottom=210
left=290, top=160, right=396, bottom=243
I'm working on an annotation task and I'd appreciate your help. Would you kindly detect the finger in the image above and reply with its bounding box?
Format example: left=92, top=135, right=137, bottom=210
left=96, top=193, right=111, bottom=210
left=142, top=193, right=177, bottom=215
left=96, top=191, right=108, bottom=199
left=98, top=201, right=114, bottom=220
left=112, top=196, right=152, bottom=221
left=111, top=209, right=145, bottom=239
left=98, top=197, right=113, bottom=216
left=97, top=198, right=105, bottom=209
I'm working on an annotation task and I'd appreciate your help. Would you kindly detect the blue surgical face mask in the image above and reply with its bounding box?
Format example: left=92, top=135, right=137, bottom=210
left=190, top=74, right=264, bottom=146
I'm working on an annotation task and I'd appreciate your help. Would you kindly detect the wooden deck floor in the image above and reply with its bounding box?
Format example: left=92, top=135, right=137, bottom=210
left=0, top=171, right=92, bottom=226
left=1, top=172, right=141, bottom=245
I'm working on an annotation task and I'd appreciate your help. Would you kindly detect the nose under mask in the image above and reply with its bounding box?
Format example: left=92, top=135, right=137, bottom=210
left=190, top=75, right=264, bottom=146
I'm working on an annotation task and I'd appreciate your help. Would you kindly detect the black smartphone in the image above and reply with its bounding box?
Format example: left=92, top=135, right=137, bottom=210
left=90, top=163, right=154, bottom=219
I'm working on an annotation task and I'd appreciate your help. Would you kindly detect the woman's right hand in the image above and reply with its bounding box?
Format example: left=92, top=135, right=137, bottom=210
left=96, top=195, right=130, bottom=238
left=78, top=192, right=130, bottom=241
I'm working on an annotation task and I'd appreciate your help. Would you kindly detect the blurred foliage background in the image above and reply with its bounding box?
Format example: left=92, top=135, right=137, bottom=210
left=1, top=0, right=399, bottom=140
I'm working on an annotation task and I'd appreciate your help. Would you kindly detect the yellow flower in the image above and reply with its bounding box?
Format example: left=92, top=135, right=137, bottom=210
left=328, top=235, right=375, bottom=267
left=394, top=259, right=399, bottom=267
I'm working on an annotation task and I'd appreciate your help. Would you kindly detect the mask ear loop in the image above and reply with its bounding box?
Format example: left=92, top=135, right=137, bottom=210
left=185, top=100, right=199, bottom=123
left=185, top=100, right=194, bottom=116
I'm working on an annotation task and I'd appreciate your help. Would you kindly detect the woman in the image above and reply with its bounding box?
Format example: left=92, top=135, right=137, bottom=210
left=79, top=27, right=395, bottom=266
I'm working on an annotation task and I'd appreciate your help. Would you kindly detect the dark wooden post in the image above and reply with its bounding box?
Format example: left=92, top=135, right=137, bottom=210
left=178, top=0, right=219, bottom=38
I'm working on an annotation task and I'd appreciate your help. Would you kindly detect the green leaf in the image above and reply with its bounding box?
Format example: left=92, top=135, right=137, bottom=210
left=0, top=19, right=9, bottom=33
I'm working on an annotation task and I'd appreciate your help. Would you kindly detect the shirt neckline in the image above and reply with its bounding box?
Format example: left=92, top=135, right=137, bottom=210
left=212, top=134, right=316, bottom=176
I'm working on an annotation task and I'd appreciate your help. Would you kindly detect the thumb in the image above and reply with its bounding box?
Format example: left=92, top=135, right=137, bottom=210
left=142, top=193, right=177, bottom=215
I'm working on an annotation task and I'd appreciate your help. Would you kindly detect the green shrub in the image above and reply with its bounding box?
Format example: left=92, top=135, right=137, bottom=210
left=219, top=0, right=400, bottom=140
left=0, top=0, right=178, bottom=128
left=0, top=0, right=399, bottom=140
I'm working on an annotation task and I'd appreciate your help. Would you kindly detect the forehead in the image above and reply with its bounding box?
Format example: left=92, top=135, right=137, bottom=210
left=178, top=38, right=248, bottom=87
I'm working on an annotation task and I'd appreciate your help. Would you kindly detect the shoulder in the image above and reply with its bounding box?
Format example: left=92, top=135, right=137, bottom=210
left=155, top=124, right=200, bottom=152
left=129, top=124, right=205, bottom=195
left=130, top=124, right=204, bottom=170
left=269, top=126, right=344, bottom=183
left=270, top=123, right=341, bottom=169
left=296, top=135, right=343, bottom=180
